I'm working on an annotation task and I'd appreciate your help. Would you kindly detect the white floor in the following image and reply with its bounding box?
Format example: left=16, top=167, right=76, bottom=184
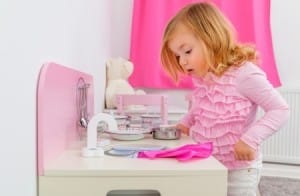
left=262, top=162, right=300, bottom=179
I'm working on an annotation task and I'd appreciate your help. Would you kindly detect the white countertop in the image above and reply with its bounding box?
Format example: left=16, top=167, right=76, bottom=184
left=43, top=134, right=227, bottom=177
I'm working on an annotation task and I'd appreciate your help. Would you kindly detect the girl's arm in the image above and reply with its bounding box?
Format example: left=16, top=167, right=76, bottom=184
left=177, top=110, right=195, bottom=135
left=236, top=63, right=290, bottom=151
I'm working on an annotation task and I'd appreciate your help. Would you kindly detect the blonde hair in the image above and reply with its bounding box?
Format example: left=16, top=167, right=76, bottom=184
left=161, top=2, right=258, bottom=83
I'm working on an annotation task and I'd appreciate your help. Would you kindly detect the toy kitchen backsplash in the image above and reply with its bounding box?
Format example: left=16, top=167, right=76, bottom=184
left=37, top=62, right=94, bottom=175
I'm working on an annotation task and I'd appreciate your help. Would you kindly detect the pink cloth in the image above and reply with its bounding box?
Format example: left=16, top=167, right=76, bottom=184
left=180, top=62, right=289, bottom=169
left=138, top=142, right=213, bottom=162
left=129, top=0, right=281, bottom=89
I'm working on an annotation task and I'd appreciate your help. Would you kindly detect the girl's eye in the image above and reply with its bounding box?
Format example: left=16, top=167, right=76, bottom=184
left=185, top=49, right=192, bottom=54
left=175, top=55, right=180, bottom=61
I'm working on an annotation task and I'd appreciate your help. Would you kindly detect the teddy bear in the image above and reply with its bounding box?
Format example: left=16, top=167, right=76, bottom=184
left=105, top=57, right=146, bottom=109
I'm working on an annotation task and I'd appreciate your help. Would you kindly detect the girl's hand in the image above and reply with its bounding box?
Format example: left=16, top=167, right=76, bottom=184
left=233, top=140, right=256, bottom=161
left=176, top=124, right=190, bottom=135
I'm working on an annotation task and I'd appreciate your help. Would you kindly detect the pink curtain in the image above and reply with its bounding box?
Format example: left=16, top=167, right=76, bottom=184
left=129, top=0, right=281, bottom=89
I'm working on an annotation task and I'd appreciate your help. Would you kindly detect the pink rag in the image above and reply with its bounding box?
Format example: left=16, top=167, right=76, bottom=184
left=137, top=142, right=213, bottom=162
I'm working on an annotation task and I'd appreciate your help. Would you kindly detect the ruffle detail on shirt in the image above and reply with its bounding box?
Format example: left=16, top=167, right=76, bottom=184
left=190, top=69, right=253, bottom=168
left=192, top=123, right=244, bottom=138
left=190, top=70, right=252, bottom=127
left=192, top=131, right=239, bottom=146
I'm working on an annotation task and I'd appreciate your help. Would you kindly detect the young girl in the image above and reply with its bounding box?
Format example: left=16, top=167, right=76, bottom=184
left=160, top=2, right=289, bottom=196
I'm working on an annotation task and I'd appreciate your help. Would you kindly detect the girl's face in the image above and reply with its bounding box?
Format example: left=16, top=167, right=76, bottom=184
left=168, top=23, right=210, bottom=78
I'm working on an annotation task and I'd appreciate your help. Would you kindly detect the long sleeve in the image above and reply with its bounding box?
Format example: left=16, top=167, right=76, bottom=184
left=180, top=111, right=195, bottom=128
left=236, top=64, right=290, bottom=150
left=179, top=92, right=195, bottom=128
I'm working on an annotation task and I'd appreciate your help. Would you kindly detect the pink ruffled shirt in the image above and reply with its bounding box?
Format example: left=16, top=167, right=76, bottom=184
left=180, top=62, right=289, bottom=169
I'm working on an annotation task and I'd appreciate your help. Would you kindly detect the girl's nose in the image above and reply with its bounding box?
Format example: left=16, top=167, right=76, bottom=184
left=179, top=57, right=187, bottom=66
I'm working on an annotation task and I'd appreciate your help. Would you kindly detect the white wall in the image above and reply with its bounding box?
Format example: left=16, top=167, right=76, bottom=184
left=0, top=0, right=112, bottom=195
left=0, top=0, right=299, bottom=196
left=110, top=0, right=133, bottom=58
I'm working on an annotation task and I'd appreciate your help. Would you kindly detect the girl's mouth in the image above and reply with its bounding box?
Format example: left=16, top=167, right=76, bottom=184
left=186, top=69, right=194, bottom=74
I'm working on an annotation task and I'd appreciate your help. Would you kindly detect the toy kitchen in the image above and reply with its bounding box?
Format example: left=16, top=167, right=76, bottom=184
left=37, top=62, right=227, bottom=196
